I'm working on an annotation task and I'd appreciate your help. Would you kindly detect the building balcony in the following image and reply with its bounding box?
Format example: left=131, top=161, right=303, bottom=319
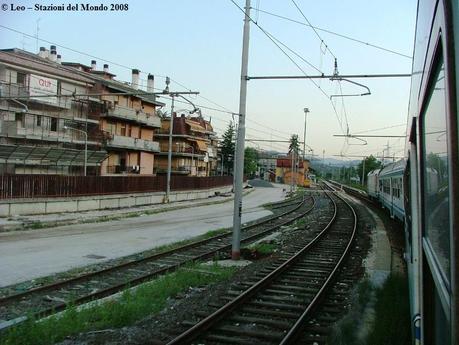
left=105, top=134, right=160, bottom=152
left=1, top=121, right=99, bottom=145
left=155, top=166, right=191, bottom=175
left=0, top=82, right=72, bottom=109
left=105, top=104, right=161, bottom=128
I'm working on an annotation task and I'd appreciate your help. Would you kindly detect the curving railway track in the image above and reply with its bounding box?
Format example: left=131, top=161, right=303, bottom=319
left=0, top=193, right=316, bottom=329
left=164, top=185, right=357, bottom=345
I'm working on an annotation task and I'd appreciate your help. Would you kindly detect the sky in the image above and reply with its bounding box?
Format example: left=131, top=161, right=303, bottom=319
left=0, top=0, right=417, bottom=162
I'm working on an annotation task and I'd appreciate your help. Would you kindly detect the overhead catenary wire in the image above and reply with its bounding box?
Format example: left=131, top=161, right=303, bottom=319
left=352, top=123, right=406, bottom=134
left=0, top=25, right=242, bottom=120
left=228, top=0, right=349, bottom=138
left=2, top=17, right=345, bottom=151
left=252, top=8, right=413, bottom=59
left=290, top=0, right=337, bottom=60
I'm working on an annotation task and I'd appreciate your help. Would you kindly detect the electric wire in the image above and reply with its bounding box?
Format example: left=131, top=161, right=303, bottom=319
left=352, top=123, right=406, bottom=134
left=290, top=0, right=337, bottom=59
left=3, top=18, right=342, bottom=151
left=253, top=8, right=412, bottom=59
left=229, top=0, right=348, bottom=137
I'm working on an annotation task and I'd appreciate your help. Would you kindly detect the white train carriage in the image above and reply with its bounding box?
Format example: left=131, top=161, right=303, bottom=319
left=378, top=159, right=406, bottom=222
left=366, top=168, right=381, bottom=199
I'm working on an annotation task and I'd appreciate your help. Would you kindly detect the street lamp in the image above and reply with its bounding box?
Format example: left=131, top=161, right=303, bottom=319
left=64, top=125, right=87, bottom=176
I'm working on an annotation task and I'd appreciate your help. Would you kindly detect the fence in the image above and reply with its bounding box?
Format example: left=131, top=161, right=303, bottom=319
left=0, top=175, right=234, bottom=199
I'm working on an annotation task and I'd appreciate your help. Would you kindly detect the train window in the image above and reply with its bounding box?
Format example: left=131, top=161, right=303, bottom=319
left=422, top=58, right=451, bottom=284
left=392, top=178, right=401, bottom=199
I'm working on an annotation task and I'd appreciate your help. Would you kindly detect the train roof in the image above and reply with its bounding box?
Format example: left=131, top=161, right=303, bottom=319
left=367, top=169, right=381, bottom=177
left=379, top=159, right=406, bottom=178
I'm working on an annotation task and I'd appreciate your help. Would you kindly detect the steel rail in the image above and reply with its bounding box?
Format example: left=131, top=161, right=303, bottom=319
left=0, top=196, right=304, bottom=305
left=0, top=194, right=316, bottom=328
left=166, top=189, right=337, bottom=345
left=279, top=188, right=358, bottom=344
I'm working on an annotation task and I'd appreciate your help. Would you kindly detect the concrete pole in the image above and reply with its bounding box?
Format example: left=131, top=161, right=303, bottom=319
left=220, top=154, right=224, bottom=176
left=191, top=145, right=194, bottom=176
left=290, top=151, right=294, bottom=193
left=84, top=132, right=87, bottom=176
left=362, top=157, right=366, bottom=186
left=165, top=96, right=175, bottom=203
left=232, top=0, right=251, bottom=260
left=303, top=108, right=309, bottom=166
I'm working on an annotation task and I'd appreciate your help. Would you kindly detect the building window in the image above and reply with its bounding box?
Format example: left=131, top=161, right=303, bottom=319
left=36, top=115, right=42, bottom=127
left=16, top=72, right=26, bottom=85
left=50, top=117, right=58, bottom=132
left=15, top=113, right=24, bottom=128
left=422, top=58, right=451, bottom=284
left=106, top=121, right=116, bottom=135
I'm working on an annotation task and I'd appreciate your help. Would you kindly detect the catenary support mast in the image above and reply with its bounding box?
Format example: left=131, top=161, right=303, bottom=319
left=232, top=0, right=251, bottom=260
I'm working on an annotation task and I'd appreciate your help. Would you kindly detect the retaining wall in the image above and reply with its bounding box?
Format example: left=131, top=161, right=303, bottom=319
left=0, top=185, right=233, bottom=217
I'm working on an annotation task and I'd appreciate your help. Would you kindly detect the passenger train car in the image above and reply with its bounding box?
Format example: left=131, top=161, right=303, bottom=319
left=366, top=159, right=406, bottom=222
left=366, top=168, right=381, bottom=200
left=404, top=0, right=458, bottom=344
left=378, top=159, right=406, bottom=222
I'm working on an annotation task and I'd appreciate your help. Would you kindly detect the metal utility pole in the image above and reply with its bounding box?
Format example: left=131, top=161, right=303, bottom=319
left=163, top=77, right=199, bottom=203
left=362, top=158, right=366, bottom=186
left=232, top=0, right=251, bottom=260
left=290, top=151, right=294, bottom=193
left=166, top=94, right=176, bottom=203
left=303, top=108, right=309, bottom=163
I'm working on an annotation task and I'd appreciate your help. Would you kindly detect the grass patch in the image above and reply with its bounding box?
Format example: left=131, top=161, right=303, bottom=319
left=0, top=263, right=236, bottom=345
left=25, top=222, right=46, bottom=230
left=1, top=227, right=232, bottom=297
left=328, top=279, right=374, bottom=345
left=366, top=273, right=410, bottom=345
left=248, top=243, right=276, bottom=255
left=201, top=228, right=228, bottom=239
left=242, top=243, right=276, bottom=260
left=295, top=218, right=306, bottom=228
left=329, top=274, right=411, bottom=345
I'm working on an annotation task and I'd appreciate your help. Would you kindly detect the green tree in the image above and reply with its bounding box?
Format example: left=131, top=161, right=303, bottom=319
left=244, top=147, right=258, bottom=177
left=221, top=122, right=235, bottom=174
left=357, top=155, right=382, bottom=183
left=288, top=134, right=300, bottom=155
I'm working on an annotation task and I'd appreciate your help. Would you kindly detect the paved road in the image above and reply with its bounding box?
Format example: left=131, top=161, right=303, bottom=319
left=0, top=185, right=287, bottom=287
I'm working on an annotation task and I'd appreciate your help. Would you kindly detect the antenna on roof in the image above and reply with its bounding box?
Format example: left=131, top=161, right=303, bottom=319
left=35, top=18, right=41, bottom=52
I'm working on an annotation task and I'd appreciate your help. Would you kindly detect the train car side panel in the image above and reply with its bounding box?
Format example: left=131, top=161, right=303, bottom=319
left=407, top=0, right=459, bottom=343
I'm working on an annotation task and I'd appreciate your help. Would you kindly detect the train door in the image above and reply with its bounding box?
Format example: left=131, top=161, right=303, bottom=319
left=406, top=118, right=422, bottom=344
left=390, top=177, right=394, bottom=218
left=416, top=1, right=458, bottom=343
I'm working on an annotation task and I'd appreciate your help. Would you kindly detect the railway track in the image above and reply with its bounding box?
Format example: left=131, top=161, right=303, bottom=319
left=164, top=186, right=357, bottom=345
left=0, top=193, right=316, bottom=328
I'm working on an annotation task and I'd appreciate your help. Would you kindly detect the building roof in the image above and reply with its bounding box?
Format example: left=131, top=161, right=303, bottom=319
left=0, top=144, right=107, bottom=166
left=276, top=158, right=304, bottom=168
left=0, top=49, right=95, bottom=84
left=185, top=119, right=207, bottom=133
left=97, top=77, right=165, bottom=107
left=61, top=62, right=92, bottom=70
left=0, top=48, right=165, bottom=107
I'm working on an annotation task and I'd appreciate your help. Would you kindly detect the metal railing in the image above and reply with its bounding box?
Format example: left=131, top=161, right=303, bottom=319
left=0, top=174, right=234, bottom=199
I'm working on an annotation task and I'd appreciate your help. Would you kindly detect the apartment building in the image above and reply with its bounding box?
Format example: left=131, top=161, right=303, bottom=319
left=257, top=155, right=277, bottom=181
left=0, top=46, right=164, bottom=176
left=154, top=114, right=218, bottom=176
left=275, top=155, right=309, bottom=185
left=86, top=67, right=164, bottom=175
left=0, top=47, right=106, bottom=175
